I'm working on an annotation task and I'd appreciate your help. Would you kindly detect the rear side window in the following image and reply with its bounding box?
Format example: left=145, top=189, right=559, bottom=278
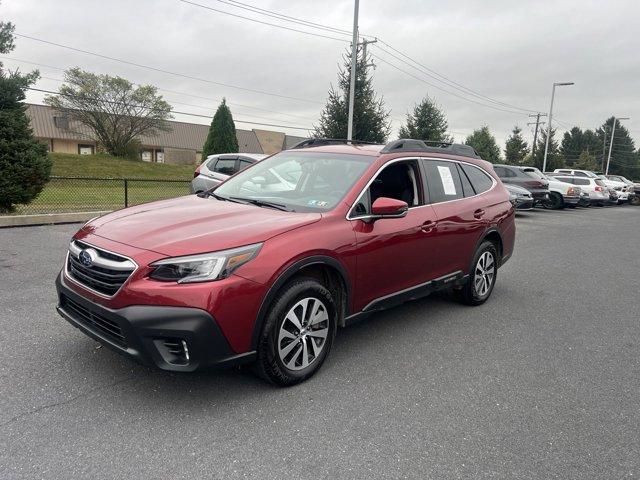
left=422, top=160, right=464, bottom=203
left=456, top=164, right=475, bottom=197
left=214, top=158, right=237, bottom=175
left=575, top=171, right=588, bottom=177
left=460, top=164, right=494, bottom=194
left=573, top=178, right=589, bottom=186
left=239, top=159, right=254, bottom=171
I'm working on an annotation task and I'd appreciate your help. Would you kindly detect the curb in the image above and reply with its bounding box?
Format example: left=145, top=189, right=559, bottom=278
left=0, top=211, right=111, bottom=228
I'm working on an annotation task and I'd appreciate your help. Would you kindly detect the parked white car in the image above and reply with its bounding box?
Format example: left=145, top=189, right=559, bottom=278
left=519, top=167, right=582, bottom=209
left=553, top=168, right=598, bottom=178
left=550, top=174, right=610, bottom=206
left=596, top=175, right=630, bottom=203
left=191, top=153, right=267, bottom=193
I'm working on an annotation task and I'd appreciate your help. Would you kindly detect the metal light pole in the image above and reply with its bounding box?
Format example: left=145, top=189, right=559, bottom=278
left=346, top=0, right=359, bottom=142
left=605, top=116, right=630, bottom=174
left=542, top=82, right=574, bottom=172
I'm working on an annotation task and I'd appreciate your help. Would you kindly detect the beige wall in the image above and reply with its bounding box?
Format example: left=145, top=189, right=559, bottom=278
left=254, top=129, right=285, bottom=155
left=163, top=147, right=197, bottom=165
left=49, top=138, right=96, bottom=154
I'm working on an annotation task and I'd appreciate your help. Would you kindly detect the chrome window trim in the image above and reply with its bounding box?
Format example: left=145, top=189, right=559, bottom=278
left=346, top=156, right=498, bottom=220
left=65, top=240, right=139, bottom=299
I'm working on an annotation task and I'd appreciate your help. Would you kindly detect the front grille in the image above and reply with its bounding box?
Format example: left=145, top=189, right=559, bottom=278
left=67, top=240, right=136, bottom=296
left=62, top=295, right=126, bottom=347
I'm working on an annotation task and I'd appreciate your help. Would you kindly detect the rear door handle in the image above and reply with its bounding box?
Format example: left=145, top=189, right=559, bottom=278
left=473, top=209, right=485, bottom=219
left=420, top=220, right=436, bottom=232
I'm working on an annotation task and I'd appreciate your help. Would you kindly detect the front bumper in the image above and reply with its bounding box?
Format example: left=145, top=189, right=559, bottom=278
left=514, top=198, right=534, bottom=210
left=56, top=273, right=255, bottom=371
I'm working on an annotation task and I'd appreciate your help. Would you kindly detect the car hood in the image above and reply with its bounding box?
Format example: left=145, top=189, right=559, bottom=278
left=82, top=195, right=321, bottom=256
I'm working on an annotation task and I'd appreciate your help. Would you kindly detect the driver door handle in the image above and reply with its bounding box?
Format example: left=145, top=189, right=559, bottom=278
left=420, top=220, right=436, bottom=233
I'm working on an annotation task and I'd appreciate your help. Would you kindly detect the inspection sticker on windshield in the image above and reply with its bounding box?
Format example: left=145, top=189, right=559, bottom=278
left=437, top=165, right=457, bottom=195
left=308, top=200, right=328, bottom=207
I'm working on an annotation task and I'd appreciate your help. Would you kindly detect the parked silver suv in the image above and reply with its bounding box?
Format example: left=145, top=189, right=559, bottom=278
left=191, top=153, right=267, bottom=193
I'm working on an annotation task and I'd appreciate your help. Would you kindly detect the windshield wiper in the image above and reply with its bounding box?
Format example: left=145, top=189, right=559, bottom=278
left=228, top=196, right=292, bottom=212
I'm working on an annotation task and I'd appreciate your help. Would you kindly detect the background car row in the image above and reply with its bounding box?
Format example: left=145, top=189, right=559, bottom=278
left=494, top=164, right=640, bottom=210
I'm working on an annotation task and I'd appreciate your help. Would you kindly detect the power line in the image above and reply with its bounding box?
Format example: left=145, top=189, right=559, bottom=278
left=2, top=56, right=319, bottom=122
left=28, top=88, right=313, bottom=131
left=374, top=41, right=540, bottom=114
left=370, top=52, right=527, bottom=116
left=207, top=0, right=352, bottom=36
left=175, top=0, right=348, bottom=42
left=14, top=33, right=322, bottom=105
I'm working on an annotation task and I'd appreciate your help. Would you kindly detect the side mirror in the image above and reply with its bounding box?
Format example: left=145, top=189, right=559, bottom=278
left=370, top=197, right=408, bottom=219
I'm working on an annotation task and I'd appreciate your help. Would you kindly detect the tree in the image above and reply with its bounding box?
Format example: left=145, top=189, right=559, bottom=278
left=504, top=126, right=529, bottom=165
left=599, top=117, right=638, bottom=177
left=314, top=47, right=391, bottom=142
left=0, top=17, right=51, bottom=213
left=465, top=126, right=501, bottom=163
left=574, top=151, right=599, bottom=171
left=532, top=128, right=564, bottom=171
left=398, top=96, right=451, bottom=142
left=45, top=68, right=172, bottom=157
left=201, top=98, right=239, bottom=158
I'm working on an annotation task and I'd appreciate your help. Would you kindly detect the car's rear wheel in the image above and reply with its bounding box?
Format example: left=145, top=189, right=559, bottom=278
left=630, top=195, right=640, bottom=206
left=543, top=192, right=564, bottom=210
left=452, top=241, right=498, bottom=306
left=255, top=278, right=337, bottom=386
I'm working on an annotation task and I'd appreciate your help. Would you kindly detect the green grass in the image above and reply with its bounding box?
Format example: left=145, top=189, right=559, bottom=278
left=50, top=152, right=195, bottom=180
left=11, top=153, right=194, bottom=215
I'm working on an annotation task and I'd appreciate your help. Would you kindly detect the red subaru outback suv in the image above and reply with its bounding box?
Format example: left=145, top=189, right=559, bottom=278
left=56, top=139, right=515, bottom=385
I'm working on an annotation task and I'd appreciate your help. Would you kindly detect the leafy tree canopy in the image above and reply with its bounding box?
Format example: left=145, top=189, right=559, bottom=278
left=44, top=68, right=172, bottom=158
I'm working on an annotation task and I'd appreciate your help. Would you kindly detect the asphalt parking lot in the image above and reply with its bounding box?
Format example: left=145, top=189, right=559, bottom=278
left=1, top=205, right=639, bottom=479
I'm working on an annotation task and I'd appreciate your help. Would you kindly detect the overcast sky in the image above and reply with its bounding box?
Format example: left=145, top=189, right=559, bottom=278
left=3, top=0, right=639, bottom=149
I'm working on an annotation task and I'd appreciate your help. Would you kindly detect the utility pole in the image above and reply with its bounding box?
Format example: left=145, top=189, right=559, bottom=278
left=601, top=126, right=608, bottom=172
left=527, top=113, right=546, bottom=165
left=346, top=0, right=359, bottom=142
left=542, top=82, right=574, bottom=172
left=361, top=37, right=377, bottom=70
left=605, top=116, right=630, bottom=175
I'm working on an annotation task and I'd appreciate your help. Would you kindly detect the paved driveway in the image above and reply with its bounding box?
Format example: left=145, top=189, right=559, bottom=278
left=1, top=206, right=639, bottom=479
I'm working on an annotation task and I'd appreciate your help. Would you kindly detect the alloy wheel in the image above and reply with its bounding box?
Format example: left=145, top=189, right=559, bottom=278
left=277, top=297, right=329, bottom=371
left=474, top=251, right=495, bottom=298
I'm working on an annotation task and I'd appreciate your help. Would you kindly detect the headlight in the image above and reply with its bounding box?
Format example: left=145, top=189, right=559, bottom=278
left=149, top=243, right=262, bottom=283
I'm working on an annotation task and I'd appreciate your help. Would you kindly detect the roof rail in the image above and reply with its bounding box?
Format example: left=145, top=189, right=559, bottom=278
left=290, top=138, right=381, bottom=149
left=380, top=138, right=481, bottom=159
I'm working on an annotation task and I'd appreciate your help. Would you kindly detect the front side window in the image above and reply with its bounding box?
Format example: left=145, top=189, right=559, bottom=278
left=215, top=151, right=373, bottom=213
left=423, top=160, right=464, bottom=203
left=351, top=160, right=422, bottom=217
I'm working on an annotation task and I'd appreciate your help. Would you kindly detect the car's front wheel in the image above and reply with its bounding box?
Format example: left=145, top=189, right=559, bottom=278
left=255, top=278, right=337, bottom=386
left=453, top=241, right=498, bottom=306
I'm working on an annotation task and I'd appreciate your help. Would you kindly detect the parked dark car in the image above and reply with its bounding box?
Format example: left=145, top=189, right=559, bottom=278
left=493, top=164, right=549, bottom=202
left=55, top=138, right=515, bottom=386
left=505, top=183, right=534, bottom=210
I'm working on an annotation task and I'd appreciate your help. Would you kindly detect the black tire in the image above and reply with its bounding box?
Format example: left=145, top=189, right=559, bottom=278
left=543, top=192, right=564, bottom=210
left=452, top=241, right=499, bottom=306
left=254, top=278, right=337, bottom=386
left=630, top=195, right=640, bottom=206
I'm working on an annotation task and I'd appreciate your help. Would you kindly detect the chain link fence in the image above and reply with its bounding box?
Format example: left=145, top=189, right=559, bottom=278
left=12, top=176, right=192, bottom=215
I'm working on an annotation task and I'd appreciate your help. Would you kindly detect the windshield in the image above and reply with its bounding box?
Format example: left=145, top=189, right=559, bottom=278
left=214, top=151, right=374, bottom=212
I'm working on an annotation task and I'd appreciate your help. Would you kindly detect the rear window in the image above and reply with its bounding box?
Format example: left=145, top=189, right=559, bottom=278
left=460, top=164, right=494, bottom=194
left=573, top=178, right=590, bottom=186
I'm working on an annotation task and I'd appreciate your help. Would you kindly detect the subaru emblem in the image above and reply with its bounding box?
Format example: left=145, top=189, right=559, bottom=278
left=78, top=249, right=96, bottom=267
